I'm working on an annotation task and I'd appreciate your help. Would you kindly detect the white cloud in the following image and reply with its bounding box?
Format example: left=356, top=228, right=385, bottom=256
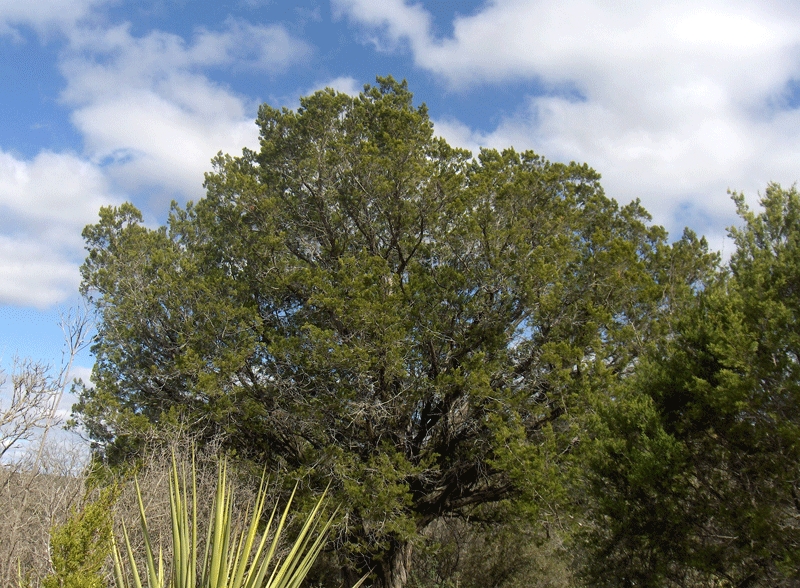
left=0, top=15, right=311, bottom=310
left=0, top=150, right=118, bottom=308
left=333, top=0, right=431, bottom=52
left=307, top=76, right=362, bottom=96
left=60, top=20, right=310, bottom=201
left=0, top=0, right=106, bottom=37
left=192, top=17, right=311, bottom=72
left=0, top=237, right=80, bottom=308
left=339, top=0, right=800, bottom=238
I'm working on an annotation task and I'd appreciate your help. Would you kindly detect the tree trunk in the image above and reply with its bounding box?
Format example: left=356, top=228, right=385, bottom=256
left=374, top=539, right=413, bottom=588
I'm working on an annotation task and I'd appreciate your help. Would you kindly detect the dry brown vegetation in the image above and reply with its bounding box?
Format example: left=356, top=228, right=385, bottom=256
left=109, top=437, right=270, bottom=579
left=0, top=443, right=87, bottom=587
left=0, top=434, right=271, bottom=587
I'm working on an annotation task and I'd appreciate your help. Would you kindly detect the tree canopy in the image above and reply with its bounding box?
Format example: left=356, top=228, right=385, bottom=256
left=76, top=77, right=718, bottom=588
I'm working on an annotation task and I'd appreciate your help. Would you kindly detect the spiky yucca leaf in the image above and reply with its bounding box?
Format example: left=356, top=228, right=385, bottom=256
left=112, top=454, right=357, bottom=588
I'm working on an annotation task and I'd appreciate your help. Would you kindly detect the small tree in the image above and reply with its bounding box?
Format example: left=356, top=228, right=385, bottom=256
left=42, top=486, right=118, bottom=588
left=1, top=359, right=59, bottom=463
left=579, top=185, right=800, bottom=586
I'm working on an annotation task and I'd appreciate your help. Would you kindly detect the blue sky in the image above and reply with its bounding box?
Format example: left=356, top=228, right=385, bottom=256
left=2, top=0, right=800, bottom=391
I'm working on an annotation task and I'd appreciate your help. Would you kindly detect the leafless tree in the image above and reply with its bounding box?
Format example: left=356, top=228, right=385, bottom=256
left=0, top=358, right=58, bottom=462
left=0, top=306, right=92, bottom=469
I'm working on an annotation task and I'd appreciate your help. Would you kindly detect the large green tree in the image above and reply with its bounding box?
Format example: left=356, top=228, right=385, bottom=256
left=76, top=78, right=709, bottom=588
left=578, top=185, right=800, bottom=587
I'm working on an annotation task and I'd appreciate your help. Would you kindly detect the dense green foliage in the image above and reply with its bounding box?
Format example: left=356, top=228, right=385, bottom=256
left=73, top=77, right=800, bottom=587
left=578, top=185, right=800, bottom=586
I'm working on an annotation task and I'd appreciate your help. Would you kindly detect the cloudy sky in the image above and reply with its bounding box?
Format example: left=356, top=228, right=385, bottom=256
left=2, top=0, right=800, bottom=376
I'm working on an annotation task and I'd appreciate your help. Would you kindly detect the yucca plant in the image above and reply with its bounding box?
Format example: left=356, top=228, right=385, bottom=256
left=112, top=453, right=358, bottom=588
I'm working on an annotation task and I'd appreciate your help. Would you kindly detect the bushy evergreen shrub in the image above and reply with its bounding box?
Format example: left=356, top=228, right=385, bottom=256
left=41, top=485, right=118, bottom=588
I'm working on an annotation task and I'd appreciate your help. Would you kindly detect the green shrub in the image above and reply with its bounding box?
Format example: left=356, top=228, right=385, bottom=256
left=41, top=485, right=118, bottom=588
